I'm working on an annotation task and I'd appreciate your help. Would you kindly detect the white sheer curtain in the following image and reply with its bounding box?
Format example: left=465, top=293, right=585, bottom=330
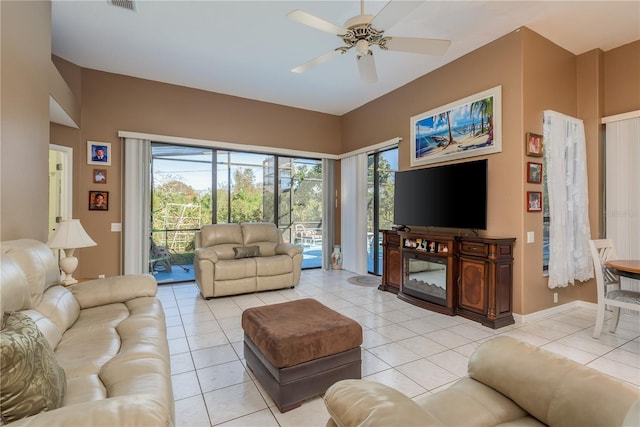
left=605, top=114, right=640, bottom=291
left=543, top=111, right=593, bottom=288
left=123, top=138, right=151, bottom=274
left=340, top=153, right=368, bottom=275
left=322, top=158, right=336, bottom=270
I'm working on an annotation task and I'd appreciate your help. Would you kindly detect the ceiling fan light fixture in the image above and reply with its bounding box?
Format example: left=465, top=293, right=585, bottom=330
left=356, top=39, right=370, bottom=57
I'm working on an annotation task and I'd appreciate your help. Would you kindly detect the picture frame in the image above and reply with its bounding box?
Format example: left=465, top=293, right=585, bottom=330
left=89, top=190, right=109, bottom=211
left=525, top=132, right=543, bottom=157
left=527, top=162, right=542, bottom=184
left=93, top=168, right=107, bottom=184
left=410, top=85, right=502, bottom=166
left=87, top=141, right=111, bottom=166
left=526, top=191, right=542, bottom=212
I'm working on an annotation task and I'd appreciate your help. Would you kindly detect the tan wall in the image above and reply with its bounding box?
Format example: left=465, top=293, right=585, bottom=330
left=343, top=29, right=528, bottom=312
left=58, top=69, right=342, bottom=277
left=0, top=1, right=51, bottom=241
left=521, top=29, right=580, bottom=312
left=604, top=41, right=640, bottom=117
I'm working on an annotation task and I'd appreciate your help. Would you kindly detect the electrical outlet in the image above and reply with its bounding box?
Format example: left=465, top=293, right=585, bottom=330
left=553, top=292, right=558, bottom=303
left=527, top=231, right=535, bottom=243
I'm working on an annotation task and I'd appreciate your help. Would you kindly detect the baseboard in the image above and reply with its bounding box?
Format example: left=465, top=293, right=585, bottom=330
left=513, top=300, right=596, bottom=324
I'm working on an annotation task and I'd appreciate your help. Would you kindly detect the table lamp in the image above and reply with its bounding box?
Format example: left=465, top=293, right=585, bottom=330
left=47, top=219, right=97, bottom=285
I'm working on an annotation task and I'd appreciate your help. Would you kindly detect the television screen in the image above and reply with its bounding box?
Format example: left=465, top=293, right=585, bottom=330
left=393, top=159, right=487, bottom=230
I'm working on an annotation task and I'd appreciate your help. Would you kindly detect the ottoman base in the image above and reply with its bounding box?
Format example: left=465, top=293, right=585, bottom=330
left=244, top=334, right=361, bottom=413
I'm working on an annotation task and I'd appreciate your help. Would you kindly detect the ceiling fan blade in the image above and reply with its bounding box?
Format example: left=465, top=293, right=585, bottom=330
left=384, top=37, right=451, bottom=55
left=357, top=52, right=378, bottom=83
left=292, top=49, right=343, bottom=74
left=287, top=10, right=348, bottom=35
left=370, top=0, right=424, bottom=30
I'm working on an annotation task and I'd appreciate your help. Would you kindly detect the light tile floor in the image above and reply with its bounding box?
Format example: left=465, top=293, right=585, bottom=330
left=159, top=269, right=640, bottom=427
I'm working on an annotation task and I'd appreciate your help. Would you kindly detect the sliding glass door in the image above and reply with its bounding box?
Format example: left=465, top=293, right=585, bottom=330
left=151, top=145, right=213, bottom=282
left=150, top=143, right=323, bottom=283
left=367, top=148, right=398, bottom=275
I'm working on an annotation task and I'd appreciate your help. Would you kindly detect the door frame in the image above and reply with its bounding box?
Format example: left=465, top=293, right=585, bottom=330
left=49, top=144, right=73, bottom=228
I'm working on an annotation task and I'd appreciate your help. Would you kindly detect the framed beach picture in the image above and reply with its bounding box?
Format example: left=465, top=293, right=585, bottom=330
left=527, top=162, right=542, bottom=184
left=410, top=85, right=502, bottom=166
left=93, top=169, right=107, bottom=184
left=525, top=132, right=543, bottom=157
left=87, top=141, right=111, bottom=166
left=526, top=191, right=542, bottom=212
left=89, top=191, right=109, bottom=211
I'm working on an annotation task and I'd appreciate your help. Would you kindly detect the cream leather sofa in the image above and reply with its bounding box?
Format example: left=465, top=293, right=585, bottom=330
left=325, top=336, right=640, bottom=427
left=0, top=239, right=174, bottom=426
left=194, top=222, right=303, bottom=299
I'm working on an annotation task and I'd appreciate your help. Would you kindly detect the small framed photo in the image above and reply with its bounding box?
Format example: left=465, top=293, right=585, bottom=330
left=89, top=191, right=109, bottom=211
left=526, top=132, right=543, bottom=157
left=527, top=162, right=542, bottom=184
left=87, top=141, right=111, bottom=165
left=93, top=169, right=107, bottom=184
left=527, top=191, right=542, bottom=212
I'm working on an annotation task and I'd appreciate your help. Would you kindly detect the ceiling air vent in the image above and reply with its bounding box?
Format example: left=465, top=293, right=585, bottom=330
left=109, top=0, right=135, bottom=12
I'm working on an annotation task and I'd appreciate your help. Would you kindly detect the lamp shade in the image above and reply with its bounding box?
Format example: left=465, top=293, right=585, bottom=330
left=47, top=219, right=97, bottom=249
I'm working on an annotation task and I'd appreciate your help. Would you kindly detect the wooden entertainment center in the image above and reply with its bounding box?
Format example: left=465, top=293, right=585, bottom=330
left=380, top=230, right=516, bottom=328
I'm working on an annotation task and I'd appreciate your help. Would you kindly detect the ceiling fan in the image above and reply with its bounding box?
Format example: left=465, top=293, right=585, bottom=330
left=287, top=0, right=451, bottom=83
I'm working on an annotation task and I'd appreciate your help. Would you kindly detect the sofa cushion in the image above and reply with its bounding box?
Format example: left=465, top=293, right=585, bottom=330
left=215, top=259, right=257, bottom=281
left=1, top=240, right=60, bottom=307
left=416, top=377, right=534, bottom=426
left=324, top=379, right=444, bottom=427
left=233, top=246, right=261, bottom=259
left=0, top=311, right=66, bottom=423
left=242, top=223, right=279, bottom=256
left=0, top=254, right=32, bottom=313
left=255, top=254, right=292, bottom=276
left=199, top=223, right=243, bottom=249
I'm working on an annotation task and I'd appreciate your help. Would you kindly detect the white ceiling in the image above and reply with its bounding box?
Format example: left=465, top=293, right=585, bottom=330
left=51, top=0, right=640, bottom=116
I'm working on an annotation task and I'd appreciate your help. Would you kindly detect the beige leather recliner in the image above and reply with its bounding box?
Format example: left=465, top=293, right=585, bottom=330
left=0, top=239, right=174, bottom=426
left=194, top=222, right=303, bottom=299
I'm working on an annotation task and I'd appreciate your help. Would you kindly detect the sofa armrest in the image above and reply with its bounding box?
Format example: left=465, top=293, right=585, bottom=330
left=276, top=243, right=303, bottom=257
left=195, top=247, right=219, bottom=262
left=324, top=379, right=444, bottom=427
left=5, top=394, right=172, bottom=427
left=70, top=275, right=157, bottom=309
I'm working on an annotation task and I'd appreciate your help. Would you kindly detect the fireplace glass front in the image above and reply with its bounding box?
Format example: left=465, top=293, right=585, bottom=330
left=403, top=254, right=448, bottom=306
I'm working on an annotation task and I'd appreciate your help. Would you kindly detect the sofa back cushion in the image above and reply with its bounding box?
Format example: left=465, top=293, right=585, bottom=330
left=1, top=240, right=60, bottom=307
left=469, top=336, right=640, bottom=427
left=242, top=223, right=280, bottom=257
left=0, top=254, right=33, bottom=312
left=198, top=224, right=244, bottom=260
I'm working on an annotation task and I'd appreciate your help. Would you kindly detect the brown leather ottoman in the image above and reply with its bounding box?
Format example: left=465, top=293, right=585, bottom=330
left=242, top=298, right=362, bottom=413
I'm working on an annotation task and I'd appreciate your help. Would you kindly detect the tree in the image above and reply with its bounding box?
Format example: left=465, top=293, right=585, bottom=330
left=229, top=168, right=263, bottom=223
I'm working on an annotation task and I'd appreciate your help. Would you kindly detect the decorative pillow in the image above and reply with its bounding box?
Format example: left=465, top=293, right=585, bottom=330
left=0, top=311, right=66, bottom=423
left=233, top=246, right=261, bottom=259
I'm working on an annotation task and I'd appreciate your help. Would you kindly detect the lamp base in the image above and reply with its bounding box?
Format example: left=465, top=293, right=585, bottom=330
left=61, top=276, right=78, bottom=286
left=59, top=254, right=79, bottom=287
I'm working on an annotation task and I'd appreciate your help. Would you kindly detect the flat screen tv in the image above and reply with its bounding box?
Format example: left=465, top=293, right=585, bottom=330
left=393, top=159, right=487, bottom=230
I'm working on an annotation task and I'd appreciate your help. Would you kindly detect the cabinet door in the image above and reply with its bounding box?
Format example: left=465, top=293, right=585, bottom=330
left=458, top=257, right=487, bottom=314
left=385, top=246, right=401, bottom=290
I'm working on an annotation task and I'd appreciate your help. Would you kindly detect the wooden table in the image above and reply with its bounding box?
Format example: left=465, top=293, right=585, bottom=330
left=605, top=260, right=640, bottom=280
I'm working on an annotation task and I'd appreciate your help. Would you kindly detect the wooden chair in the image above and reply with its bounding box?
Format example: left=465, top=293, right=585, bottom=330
left=588, top=239, right=640, bottom=338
